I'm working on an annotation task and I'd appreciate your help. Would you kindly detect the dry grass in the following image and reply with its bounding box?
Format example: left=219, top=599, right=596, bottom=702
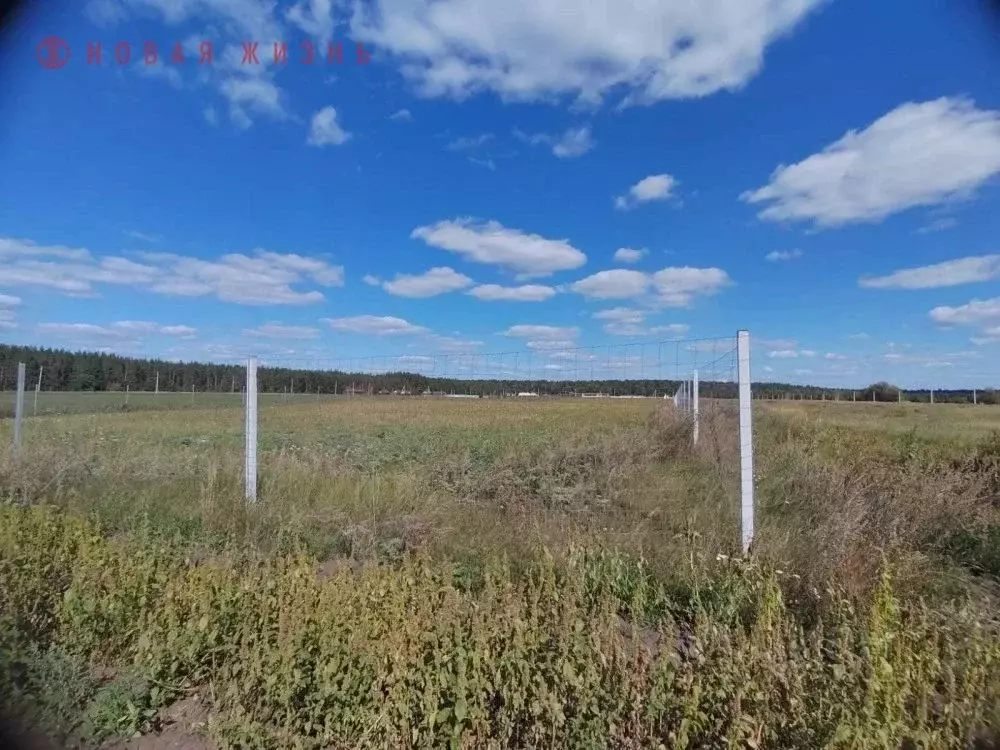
left=2, top=397, right=1000, bottom=747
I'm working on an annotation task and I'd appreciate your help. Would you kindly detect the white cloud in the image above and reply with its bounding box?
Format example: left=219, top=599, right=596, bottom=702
left=323, top=315, right=428, bottom=335
left=363, top=274, right=381, bottom=286
left=124, top=230, right=162, bottom=243
left=307, top=106, right=351, bottom=146
left=526, top=339, right=577, bottom=351
left=220, top=75, right=288, bottom=130
left=516, top=125, right=595, bottom=158
left=389, top=108, right=413, bottom=121
left=742, top=97, right=1000, bottom=227
left=768, top=349, right=799, bottom=359
left=0, top=238, right=344, bottom=306
left=929, top=297, right=1000, bottom=326
left=825, top=352, right=848, bottom=360
left=570, top=266, right=730, bottom=306
left=921, top=299, right=1000, bottom=350
left=592, top=307, right=689, bottom=337
left=37, top=321, right=196, bottom=340
left=0, top=294, right=20, bottom=331
left=381, top=267, right=473, bottom=298
left=412, top=218, right=586, bottom=278
left=860, top=255, right=1000, bottom=290
left=571, top=270, right=649, bottom=300
left=447, top=133, right=494, bottom=151
left=553, top=126, right=595, bottom=158
left=504, top=324, right=580, bottom=340
left=613, top=247, right=647, bottom=264
left=971, top=326, right=1000, bottom=345
left=136, top=59, right=183, bottom=88
left=467, top=284, right=556, bottom=302
left=426, top=334, right=484, bottom=352
left=244, top=323, right=321, bottom=339
left=350, top=0, right=823, bottom=106
left=651, top=267, right=732, bottom=307
left=615, top=174, right=677, bottom=210
left=159, top=325, right=197, bottom=337
left=286, top=0, right=336, bottom=40
left=765, top=249, right=803, bottom=262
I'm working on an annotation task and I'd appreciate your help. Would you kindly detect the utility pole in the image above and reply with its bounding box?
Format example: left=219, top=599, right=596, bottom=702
left=155, top=371, right=159, bottom=395
left=930, top=389, right=935, bottom=405
left=974, top=388, right=978, bottom=406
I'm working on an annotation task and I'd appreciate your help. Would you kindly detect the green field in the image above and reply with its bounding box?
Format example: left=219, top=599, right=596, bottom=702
left=1, top=397, right=999, bottom=748
left=0, top=389, right=337, bottom=417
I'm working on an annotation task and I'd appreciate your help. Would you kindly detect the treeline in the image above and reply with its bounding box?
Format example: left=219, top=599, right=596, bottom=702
left=1, top=345, right=997, bottom=403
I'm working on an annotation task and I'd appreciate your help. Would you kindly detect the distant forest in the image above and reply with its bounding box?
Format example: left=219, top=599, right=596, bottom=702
left=1, top=344, right=997, bottom=403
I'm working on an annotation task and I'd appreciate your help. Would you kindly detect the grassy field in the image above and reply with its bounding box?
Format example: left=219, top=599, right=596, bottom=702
left=1, top=398, right=1000, bottom=748
left=0, top=390, right=337, bottom=417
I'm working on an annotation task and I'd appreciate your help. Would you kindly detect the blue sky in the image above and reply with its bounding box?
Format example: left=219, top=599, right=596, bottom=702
left=2, top=0, right=1000, bottom=387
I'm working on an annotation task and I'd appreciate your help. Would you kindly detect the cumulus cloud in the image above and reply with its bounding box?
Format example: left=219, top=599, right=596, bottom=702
left=0, top=237, right=344, bottom=306
left=349, top=0, right=823, bottom=106
left=613, top=247, right=647, bottom=264
left=571, top=270, right=650, bottom=300
left=928, top=297, right=1000, bottom=346
left=220, top=75, right=289, bottom=130
left=244, top=323, right=321, bottom=339
left=389, top=108, right=413, bottom=121
left=929, top=297, right=1000, bottom=326
left=323, top=315, right=428, bottom=335
left=593, top=307, right=689, bottom=337
left=765, top=249, right=803, bottom=262
left=515, top=125, right=595, bottom=158
left=307, top=106, right=351, bottom=146
left=742, top=97, right=1000, bottom=227
left=467, top=284, right=556, bottom=302
left=651, top=267, right=732, bottom=307
left=381, top=267, right=473, bottom=298
left=286, top=0, right=337, bottom=40
left=570, top=266, right=731, bottom=306
left=860, top=255, right=1000, bottom=290
left=412, top=219, right=586, bottom=278
left=615, top=174, right=678, bottom=210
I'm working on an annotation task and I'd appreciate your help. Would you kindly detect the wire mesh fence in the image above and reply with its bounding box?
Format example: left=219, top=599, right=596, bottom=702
left=4, top=332, right=757, bottom=548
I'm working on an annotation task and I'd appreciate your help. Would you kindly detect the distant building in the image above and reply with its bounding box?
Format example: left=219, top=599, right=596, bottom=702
left=517, top=392, right=539, bottom=397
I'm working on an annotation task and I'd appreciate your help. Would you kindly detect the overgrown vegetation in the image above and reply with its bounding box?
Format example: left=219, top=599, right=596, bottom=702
left=1, top=398, right=1000, bottom=747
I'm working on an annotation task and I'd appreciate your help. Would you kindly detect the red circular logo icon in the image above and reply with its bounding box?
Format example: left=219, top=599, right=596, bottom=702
left=37, top=37, right=70, bottom=69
